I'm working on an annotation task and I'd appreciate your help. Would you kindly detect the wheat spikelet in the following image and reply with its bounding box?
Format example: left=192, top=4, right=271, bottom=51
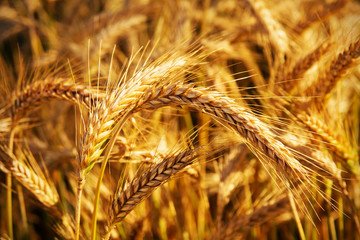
left=76, top=55, right=194, bottom=239
left=106, top=149, right=198, bottom=235
left=0, top=148, right=59, bottom=207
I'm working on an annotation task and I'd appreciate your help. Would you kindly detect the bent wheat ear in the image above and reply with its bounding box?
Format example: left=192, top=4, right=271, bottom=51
left=103, top=82, right=306, bottom=180
left=11, top=77, right=102, bottom=119
left=108, top=149, right=198, bottom=227
left=141, top=84, right=307, bottom=179
left=0, top=148, right=59, bottom=207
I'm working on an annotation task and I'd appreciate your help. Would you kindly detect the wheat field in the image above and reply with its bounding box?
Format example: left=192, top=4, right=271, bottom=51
left=0, top=0, right=359, bottom=239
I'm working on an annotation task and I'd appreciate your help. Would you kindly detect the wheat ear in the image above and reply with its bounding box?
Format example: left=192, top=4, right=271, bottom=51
left=243, top=0, right=288, bottom=54
left=280, top=42, right=332, bottom=93
left=0, top=148, right=59, bottom=207
left=11, top=77, right=101, bottom=119
left=298, top=113, right=357, bottom=168
left=140, top=84, right=307, bottom=179
left=304, top=39, right=360, bottom=103
left=105, top=149, right=198, bottom=238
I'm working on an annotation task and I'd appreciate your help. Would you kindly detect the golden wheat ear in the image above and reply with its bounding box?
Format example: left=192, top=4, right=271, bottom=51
left=104, top=149, right=198, bottom=238
left=298, top=113, right=357, bottom=170
left=140, top=84, right=308, bottom=180
left=279, top=41, right=333, bottom=94
left=243, top=0, right=289, bottom=55
left=11, top=77, right=103, bottom=120
left=0, top=147, right=59, bottom=208
left=304, top=39, right=360, bottom=107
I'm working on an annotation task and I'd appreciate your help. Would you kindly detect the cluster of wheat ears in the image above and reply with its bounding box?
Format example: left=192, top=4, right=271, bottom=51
left=0, top=0, right=359, bottom=239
